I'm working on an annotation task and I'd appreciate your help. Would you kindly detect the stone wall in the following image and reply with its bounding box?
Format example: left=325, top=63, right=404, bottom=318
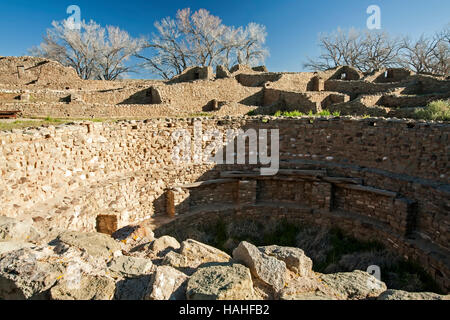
left=0, top=116, right=448, bottom=291
left=0, top=56, right=81, bottom=87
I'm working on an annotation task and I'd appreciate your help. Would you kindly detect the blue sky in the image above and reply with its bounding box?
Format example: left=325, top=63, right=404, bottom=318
left=0, top=0, right=449, bottom=77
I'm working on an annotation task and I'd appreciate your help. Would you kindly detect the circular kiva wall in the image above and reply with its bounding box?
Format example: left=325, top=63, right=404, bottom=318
left=0, top=116, right=448, bottom=292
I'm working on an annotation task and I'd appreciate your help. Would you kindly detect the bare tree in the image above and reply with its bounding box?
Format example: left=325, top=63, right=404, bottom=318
left=304, top=28, right=401, bottom=72
left=30, top=19, right=146, bottom=80
left=303, top=28, right=365, bottom=71
left=400, top=26, right=449, bottom=75
left=305, top=26, right=449, bottom=76
left=359, top=31, right=402, bottom=71
left=138, top=8, right=269, bottom=79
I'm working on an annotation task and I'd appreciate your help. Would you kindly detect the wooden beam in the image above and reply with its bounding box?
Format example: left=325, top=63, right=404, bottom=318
left=322, top=177, right=363, bottom=184
left=337, top=183, right=397, bottom=197
left=173, top=178, right=237, bottom=189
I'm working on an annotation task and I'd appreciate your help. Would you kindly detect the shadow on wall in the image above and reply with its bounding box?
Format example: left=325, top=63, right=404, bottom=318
left=119, top=87, right=163, bottom=105
left=328, top=66, right=363, bottom=81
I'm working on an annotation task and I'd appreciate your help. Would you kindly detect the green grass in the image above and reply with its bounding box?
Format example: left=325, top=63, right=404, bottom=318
left=262, top=219, right=300, bottom=247
left=384, top=260, right=443, bottom=294
left=189, top=112, right=213, bottom=117
left=414, top=99, right=450, bottom=121
left=273, top=110, right=341, bottom=117
left=0, top=117, right=111, bottom=131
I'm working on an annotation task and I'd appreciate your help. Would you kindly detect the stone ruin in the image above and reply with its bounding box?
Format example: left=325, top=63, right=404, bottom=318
left=0, top=56, right=448, bottom=119
left=0, top=56, right=449, bottom=300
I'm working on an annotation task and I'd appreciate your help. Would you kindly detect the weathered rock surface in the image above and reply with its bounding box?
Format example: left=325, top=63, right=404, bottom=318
left=150, top=236, right=180, bottom=254
left=233, top=241, right=287, bottom=292
left=319, top=270, right=387, bottom=300
left=112, top=224, right=155, bottom=243
left=108, top=256, right=153, bottom=277
left=377, top=289, right=450, bottom=300
left=0, top=216, right=40, bottom=242
left=145, top=266, right=188, bottom=300
left=279, top=275, right=339, bottom=300
left=0, top=241, right=111, bottom=300
left=50, top=275, right=116, bottom=300
left=162, top=251, right=189, bottom=268
left=186, top=263, right=256, bottom=300
left=0, top=247, right=64, bottom=299
left=0, top=241, right=35, bottom=255
left=55, top=231, right=121, bottom=259
left=0, top=229, right=445, bottom=301
left=281, top=291, right=338, bottom=300
left=179, top=239, right=231, bottom=268
left=259, top=245, right=313, bottom=276
left=114, top=275, right=152, bottom=300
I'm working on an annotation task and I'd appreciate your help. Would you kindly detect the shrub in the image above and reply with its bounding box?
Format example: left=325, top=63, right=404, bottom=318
left=273, top=110, right=340, bottom=117
left=414, top=99, right=450, bottom=121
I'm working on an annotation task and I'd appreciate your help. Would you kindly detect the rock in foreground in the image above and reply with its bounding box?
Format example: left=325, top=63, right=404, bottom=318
left=377, top=289, right=450, bottom=300
left=186, top=263, right=256, bottom=300
left=233, top=241, right=287, bottom=292
left=319, top=270, right=387, bottom=300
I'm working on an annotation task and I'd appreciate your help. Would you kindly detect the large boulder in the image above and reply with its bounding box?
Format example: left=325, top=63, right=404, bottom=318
left=233, top=241, right=287, bottom=292
left=114, top=275, right=152, bottom=300
left=179, top=239, right=232, bottom=268
left=0, top=243, right=109, bottom=300
left=279, top=275, right=339, bottom=300
left=55, top=231, right=122, bottom=260
left=186, top=263, right=256, bottom=300
left=108, top=256, right=153, bottom=277
left=50, top=275, right=116, bottom=300
left=259, top=245, right=313, bottom=276
left=377, top=289, right=450, bottom=300
left=162, top=251, right=190, bottom=268
left=0, top=247, right=64, bottom=299
left=150, top=236, right=180, bottom=254
left=145, top=266, right=188, bottom=300
left=0, top=216, right=40, bottom=242
left=319, top=270, right=387, bottom=300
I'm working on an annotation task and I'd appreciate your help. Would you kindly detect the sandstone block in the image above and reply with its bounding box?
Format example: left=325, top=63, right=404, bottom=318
left=179, top=239, right=231, bottom=268
left=186, top=263, right=256, bottom=300
left=108, top=256, right=153, bottom=277
left=232, top=241, right=287, bottom=292
left=55, top=231, right=122, bottom=260
left=145, top=266, right=188, bottom=300
left=150, top=236, right=180, bottom=254
left=50, top=275, right=115, bottom=300
left=258, top=245, right=313, bottom=276
left=377, top=289, right=450, bottom=300
left=319, top=270, right=387, bottom=300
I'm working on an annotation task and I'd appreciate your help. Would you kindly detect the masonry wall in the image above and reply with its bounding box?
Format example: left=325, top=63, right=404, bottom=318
left=0, top=116, right=448, bottom=291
